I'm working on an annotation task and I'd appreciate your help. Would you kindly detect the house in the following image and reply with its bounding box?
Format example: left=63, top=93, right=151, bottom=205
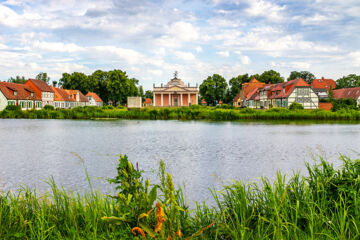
left=200, top=99, right=207, bottom=106
left=25, top=79, right=54, bottom=107
left=257, top=78, right=319, bottom=109
left=65, top=90, right=89, bottom=107
left=143, top=98, right=152, bottom=107
left=0, top=82, right=42, bottom=110
left=86, top=92, right=103, bottom=107
left=233, top=78, right=266, bottom=107
left=311, top=77, right=336, bottom=99
left=332, top=87, right=360, bottom=105
left=51, top=87, right=75, bottom=108
left=244, top=88, right=261, bottom=108
left=153, top=72, right=198, bottom=106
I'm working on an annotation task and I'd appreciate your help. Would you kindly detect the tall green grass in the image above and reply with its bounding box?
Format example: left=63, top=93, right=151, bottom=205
left=0, top=155, right=359, bottom=239
left=1, top=105, right=360, bottom=121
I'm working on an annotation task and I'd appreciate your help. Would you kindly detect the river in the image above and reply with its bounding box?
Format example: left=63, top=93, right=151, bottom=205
left=0, top=119, right=359, bottom=203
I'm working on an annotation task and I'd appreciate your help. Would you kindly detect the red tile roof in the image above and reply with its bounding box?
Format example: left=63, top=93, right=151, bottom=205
left=79, top=92, right=89, bottom=102
left=144, top=98, right=152, bottom=104
left=267, top=78, right=310, bottom=99
left=86, top=92, right=103, bottom=102
left=311, top=78, right=336, bottom=91
left=51, top=87, right=75, bottom=102
left=332, top=87, right=360, bottom=100
left=26, top=79, right=54, bottom=92
left=0, top=82, right=40, bottom=100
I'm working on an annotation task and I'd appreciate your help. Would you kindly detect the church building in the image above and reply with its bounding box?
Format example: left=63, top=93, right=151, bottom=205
left=153, top=72, right=198, bottom=107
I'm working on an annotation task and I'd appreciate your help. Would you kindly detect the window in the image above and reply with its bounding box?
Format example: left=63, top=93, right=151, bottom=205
left=28, top=101, right=32, bottom=108
left=14, top=91, right=17, bottom=96
left=31, top=92, right=34, bottom=97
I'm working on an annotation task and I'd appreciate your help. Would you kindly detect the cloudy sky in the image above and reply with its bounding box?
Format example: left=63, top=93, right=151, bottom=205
left=1, top=0, right=360, bottom=89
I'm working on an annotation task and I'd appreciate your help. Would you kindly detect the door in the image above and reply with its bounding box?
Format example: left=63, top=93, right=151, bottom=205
left=174, top=98, right=178, bottom=106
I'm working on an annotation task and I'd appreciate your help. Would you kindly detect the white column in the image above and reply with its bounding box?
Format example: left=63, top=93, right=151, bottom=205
left=153, top=94, right=156, bottom=106
left=161, top=93, right=163, bottom=107
left=188, top=93, right=190, bottom=105
left=180, top=94, right=183, bottom=106
left=169, top=93, right=171, bottom=106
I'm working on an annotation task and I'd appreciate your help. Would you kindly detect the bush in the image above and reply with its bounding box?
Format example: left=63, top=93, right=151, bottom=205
left=116, top=105, right=126, bottom=109
left=102, top=105, right=114, bottom=110
left=331, top=98, right=358, bottom=112
left=44, top=105, right=55, bottom=110
left=289, top=102, right=304, bottom=110
left=216, top=104, right=234, bottom=109
left=4, top=105, right=21, bottom=111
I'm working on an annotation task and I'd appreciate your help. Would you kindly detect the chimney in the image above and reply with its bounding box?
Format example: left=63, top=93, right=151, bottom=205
left=161, top=83, right=163, bottom=87
left=188, top=83, right=190, bottom=87
left=153, top=83, right=155, bottom=87
left=322, top=77, right=324, bottom=80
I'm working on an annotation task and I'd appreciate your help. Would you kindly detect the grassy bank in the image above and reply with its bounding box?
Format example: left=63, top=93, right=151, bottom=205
left=1, top=105, right=360, bottom=121
left=1, top=155, right=360, bottom=239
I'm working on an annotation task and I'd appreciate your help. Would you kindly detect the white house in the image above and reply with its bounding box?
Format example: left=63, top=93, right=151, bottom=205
left=0, top=82, right=42, bottom=110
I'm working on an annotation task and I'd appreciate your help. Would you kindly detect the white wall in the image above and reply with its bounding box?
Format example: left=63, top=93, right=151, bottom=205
left=287, top=87, right=318, bottom=109
left=0, top=91, right=8, bottom=110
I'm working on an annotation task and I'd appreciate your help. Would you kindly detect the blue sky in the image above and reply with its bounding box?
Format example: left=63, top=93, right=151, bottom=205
left=1, top=0, right=360, bottom=90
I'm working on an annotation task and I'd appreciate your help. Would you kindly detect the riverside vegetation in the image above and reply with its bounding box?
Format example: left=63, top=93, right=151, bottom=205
left=1, top=102, right=360, bottom=121
left=0, top=154, right=360, bottom=239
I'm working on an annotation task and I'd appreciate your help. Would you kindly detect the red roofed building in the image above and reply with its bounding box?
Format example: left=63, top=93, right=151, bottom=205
left=233, top=78, right=266, bottom=107
left=332, top=87, right=360, bottom=105
left=51, top=87, right=75, bottom=108
left=86, top=92, right=103, bottom=107
left=311, top=77, right=336, bottom=91
left=143, top=98, right=152, bottom=107
left=65, top=90, right=89, bottom=107
left=258, top=78, right=319, bottom=109
left=25, top=79, right=54, bottom=107
left=0, top=82, right=42, bottom=110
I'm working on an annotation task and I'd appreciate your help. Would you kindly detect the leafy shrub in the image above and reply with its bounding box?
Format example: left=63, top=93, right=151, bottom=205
left=43, top=105, right=55, bottom=110
left=266, top=107, right=289, bottom=113
left=102, top=105, right=114, bottom=110
left=117, top=105, right=126, bottom=109
left=5, top=105, right=21, bottom=111
left=289, top=102, right=304, bottom=110
left=239, top=108, right=256, bottom=114
left=216, top=104, right=234, bottom=109
left=331, top=98, right=358, bottom=112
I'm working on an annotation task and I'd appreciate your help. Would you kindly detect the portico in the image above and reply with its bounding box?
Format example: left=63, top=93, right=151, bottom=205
left=153, top=72, right=198, bottom=107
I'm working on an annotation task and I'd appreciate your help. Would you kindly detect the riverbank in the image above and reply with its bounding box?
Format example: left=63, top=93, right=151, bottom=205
left=1, top=105, right=360, bottom=121
left=0, top=155, right=359, bottom=239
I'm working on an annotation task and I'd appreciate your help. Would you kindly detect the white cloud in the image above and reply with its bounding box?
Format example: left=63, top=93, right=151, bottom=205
left=216, top=51, right=230, bottom=57
left=32, top=41, right=85, bottom=53
left=195, top=46, right=202, bottom=53
left=174, top=51, right=196, bottom=61
left=245, top=0, right=286, bottom=22
left=348, top=51, right=360, bottom=67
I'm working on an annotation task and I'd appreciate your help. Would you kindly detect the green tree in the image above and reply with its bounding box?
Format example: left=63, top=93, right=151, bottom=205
left=336, top=74, right=360, bottom=89
left=35, top=72, right=50, bottom=84
left=106, top=70, right=139, bottom=105
left=8, top=76, right=26, bottom=84
left=90, top=70, right=108, bottom=102
left=287, top=71, right=315, bottom=84
left=258, top=70, right=284, bottom=84
left=227, top=74, right=252, bottom=103
left=52, top=81, right=57, bottom=87
left=59, top=72, right=93, bottom=94
left=138, top=86, right=144, bottom=101
left=199, top=74, right=228, bottom=105
left=144, top=90, right=153, bottom=100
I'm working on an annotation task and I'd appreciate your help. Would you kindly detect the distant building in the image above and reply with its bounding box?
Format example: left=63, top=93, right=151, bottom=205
left=86, top=92, right=103, bottom=107
left=233, top=78, right=266, bottom=107
left=0, top=82, right=42, bottom=110
left=65, top=90, right=89, bottom=107
left=51, top=87, right=74, bottom=108
left=143, top=98, right=152, bottom=107
left=200, top=99, right=207, bottom=106
left=25, top=79, right=54, bottom=107
left=332, top=87, right=360, bottom=105
left=311, top=77, right=336, bottom=99
left=153, top=72, right=198, bottom=107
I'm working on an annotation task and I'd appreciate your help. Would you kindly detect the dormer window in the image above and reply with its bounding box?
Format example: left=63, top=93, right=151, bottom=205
left=283, top=89, right=286, bottom=94
left=14, top=91, right=17, bottom=96
left=31, top=92, right=34, bottom=97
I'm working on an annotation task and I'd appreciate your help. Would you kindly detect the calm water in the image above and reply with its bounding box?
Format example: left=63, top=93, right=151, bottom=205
left=0, top=119, right=359, bottom=203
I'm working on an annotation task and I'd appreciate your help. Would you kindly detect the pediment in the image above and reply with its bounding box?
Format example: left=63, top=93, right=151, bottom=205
left=165, top=86, right=188, bottom=92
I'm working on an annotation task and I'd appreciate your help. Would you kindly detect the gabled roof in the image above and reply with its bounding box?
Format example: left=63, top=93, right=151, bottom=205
left=26, top=79, right=54, bottom=92
left=246, top=88, right=260, bottom=100
left=79, top=92, right=89, bottom=102
left=51, top=87, right=75, bottom=102
left=266, top=78, right=310, bottom=99
left=0, top=82, right=40, bottom=100
left=311, top=78, right=336, bottom=91
left=86, top=92, right=103, bottom=102
left=332, top=87, right=360, bottom=100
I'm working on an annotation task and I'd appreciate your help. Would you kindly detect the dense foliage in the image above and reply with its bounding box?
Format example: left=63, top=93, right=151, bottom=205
left=289, top=102, right=305, bottom=110
left=336, top=74, right=360, bottom=89
left=2, top=105, right=360, bottom=121
left=199, top=74, right=228, bottom=106
left=331, top=98, right=359, bottom=112
left=287, top=71, right=316, bottom=83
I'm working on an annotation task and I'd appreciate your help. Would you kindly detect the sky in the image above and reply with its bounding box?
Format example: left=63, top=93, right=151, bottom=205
left=1, top=0, right=360, bottom=90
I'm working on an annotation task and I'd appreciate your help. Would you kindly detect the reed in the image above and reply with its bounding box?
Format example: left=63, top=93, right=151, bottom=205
left=0, top=155, right=359, bottom=239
